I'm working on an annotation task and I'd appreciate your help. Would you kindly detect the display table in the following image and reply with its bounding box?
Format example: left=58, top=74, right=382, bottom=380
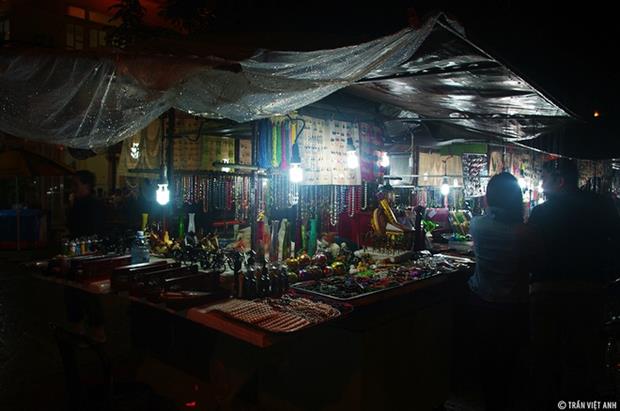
left=32, top=258, right=473, bottom=410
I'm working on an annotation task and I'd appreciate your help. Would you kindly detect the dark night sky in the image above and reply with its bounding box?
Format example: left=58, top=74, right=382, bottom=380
left=214, top=1, right=618, bottom=124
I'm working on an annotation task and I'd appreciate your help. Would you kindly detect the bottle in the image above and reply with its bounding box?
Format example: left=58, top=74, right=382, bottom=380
left=187, top=213, right=196, bottom=234
left=131, top=231, right=150, bottom=264
left=259, top=260, right=270, bottom=297
left=178, top=214, right=185, bottom=240
left=68, top=239, right=76, bottom=256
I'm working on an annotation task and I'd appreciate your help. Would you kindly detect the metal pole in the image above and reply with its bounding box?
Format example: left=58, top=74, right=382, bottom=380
left=166, top=109, right=175, bottom=209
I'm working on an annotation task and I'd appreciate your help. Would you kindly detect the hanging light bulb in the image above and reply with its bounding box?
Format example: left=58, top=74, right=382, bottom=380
left=346, top=137, right=359, bottom=169
left=289, top=163, right=303, bottom=183
left=440, top=177, right=450, bottom=196
left=156, top=183, right=170, bottom=205
left=221, top=158, right=231, bottom=173
left=156, top=164, right=170, bottom=205
left=379, top=151, right=390, bottom=168
left=289, top=142, right=304, bottom=183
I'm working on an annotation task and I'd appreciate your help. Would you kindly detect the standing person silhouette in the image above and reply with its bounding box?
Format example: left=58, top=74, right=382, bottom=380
left=528, top=158, right=620, bottom=409
left=64, top=170, right=106, bottom=342
left=467, top=172, right=529, bottom=411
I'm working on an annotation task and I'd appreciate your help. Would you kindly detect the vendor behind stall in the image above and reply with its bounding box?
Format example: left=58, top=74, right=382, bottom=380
left=66, top=170, right=104, bottom=237
left=65, top=170, right=106, bottom=342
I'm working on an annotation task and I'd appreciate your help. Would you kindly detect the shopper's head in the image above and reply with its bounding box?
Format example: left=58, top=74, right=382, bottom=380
left=541, top=158, right=579, bottom=197
left=485, top=172, right=523, bottom=223
left=72, top=170, right=96, bottom=199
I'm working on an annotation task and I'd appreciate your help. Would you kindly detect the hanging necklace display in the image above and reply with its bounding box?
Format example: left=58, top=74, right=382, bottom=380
left=288, top=182, right=298, bottom=207
left=173, top=175, right=182, bottom=205
left=226, top=176, right=233, bottom=210
left=181, top=176, right=189, bottom=204
left=348, top=186, right=356, bottom=217
left=338, top=185, right=346, bottom=215
left=202, top=177, right=209, bottom=213
left=330, top=185, right=339, bottom=227
left=213, top=176, right=222, bottom=210
left=361, top=181, right=368, bottom=210
left=233, top=176, right=242, bottom=221
left=299, top=185, right=308, bottom=221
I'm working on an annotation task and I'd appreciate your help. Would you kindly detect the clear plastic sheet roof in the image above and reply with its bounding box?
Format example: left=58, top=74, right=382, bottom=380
left=0, top=13, right=573, bottom=149
left=0, top=15, right=437, bottom=149
left=350, top=17, right=574, bottom=143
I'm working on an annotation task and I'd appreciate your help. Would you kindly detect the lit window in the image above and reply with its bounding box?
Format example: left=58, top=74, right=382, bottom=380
left=88, top=10, right=111, bottom=25
left=66, top=6, right=86, bottom=20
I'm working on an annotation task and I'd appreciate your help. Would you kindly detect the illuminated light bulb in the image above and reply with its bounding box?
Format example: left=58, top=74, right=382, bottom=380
left=346, top=137, right=359, bottom=169
left=537, top=182, right=544, bottom=194
left=593, top=110, right=600, bottom=118
left=423, top=172, right=428, bottom=181
left=289, top=163, right=304, bottom=183
left=518, top=177, right=527, bottom=190
left=440, top=177, right=450, bottom=196
left=379, top=152, right=390, bottom=168
left=221, top=158, right=231, bottom=173
left=156, top=183, right=170, bottom=205
left=346, top=150, right=359, bottom=169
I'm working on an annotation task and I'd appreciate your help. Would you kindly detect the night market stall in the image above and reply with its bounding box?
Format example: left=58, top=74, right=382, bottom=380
left=2, top=12, right=613, bottom=410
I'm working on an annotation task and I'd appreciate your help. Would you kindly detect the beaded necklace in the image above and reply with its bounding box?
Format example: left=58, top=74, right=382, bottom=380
left=361, top=181, right=368, bottom=210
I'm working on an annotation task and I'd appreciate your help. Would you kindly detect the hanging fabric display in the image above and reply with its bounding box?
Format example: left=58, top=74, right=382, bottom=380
left=462, top=153, right=488, bottom=197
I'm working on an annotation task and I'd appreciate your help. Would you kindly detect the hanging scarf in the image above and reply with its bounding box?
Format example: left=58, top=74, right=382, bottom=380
left=280, top=120, right=288, bottom=169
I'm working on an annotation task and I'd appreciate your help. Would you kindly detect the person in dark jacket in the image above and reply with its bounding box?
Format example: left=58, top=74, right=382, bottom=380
left=528, top=159, right=620, bottom=409
left=66, top=170, right=104, bottom=237
left=65, top=170, right=106, bottom=342
left=468, top=172, right=529, bottom=411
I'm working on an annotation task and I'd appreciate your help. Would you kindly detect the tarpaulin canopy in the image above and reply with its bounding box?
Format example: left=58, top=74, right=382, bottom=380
left=349, top=16, right=574, bottom=144
left=0, top=13, right=574, bottom=150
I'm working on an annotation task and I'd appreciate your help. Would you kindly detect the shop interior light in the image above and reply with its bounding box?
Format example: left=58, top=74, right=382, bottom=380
left=289, top=163, right=303, bottom=183
left=220, top=158, right=231, bottom=173
left=289, top=142, right=304, bottom=183
left=155, top=162, right=170, bottom=206
left=440, top=177, right=450, bottom=196
left=379, top=152, right=390, bottom=168
left=156, top=183, right=170, bottom=205
left=346, top=137, right=359, bottom=169
left=518, top=177, right=527, bottom=190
